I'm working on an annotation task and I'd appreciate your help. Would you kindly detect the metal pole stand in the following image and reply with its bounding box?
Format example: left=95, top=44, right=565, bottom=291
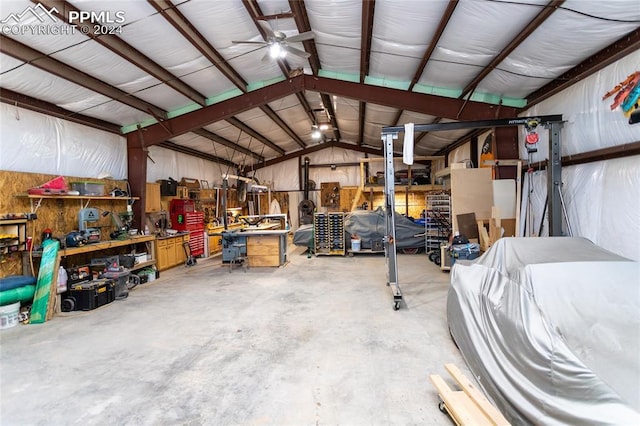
left=382, top=132, right=402, bottom=310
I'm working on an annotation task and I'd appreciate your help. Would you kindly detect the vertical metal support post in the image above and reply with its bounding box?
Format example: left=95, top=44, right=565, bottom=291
left=382, top=132, right=402, bottom=310
left=222, top=178, right=228, bottom=230
left=547, top=122, right=563, bottom=236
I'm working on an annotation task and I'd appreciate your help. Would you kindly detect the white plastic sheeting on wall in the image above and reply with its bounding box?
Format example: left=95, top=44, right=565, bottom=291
left=520, top=156, right=640, bottom=262
left=254, top=146, right=365, bottom=191
left=520, top=51, right=640, bottom=161
left=146, top=145, right=233, bottom=186
left=0, top=104, right=126, bottom=179
left=448, top=144, right=472, bottom=167
left=519, top=51, right=640, bottom=261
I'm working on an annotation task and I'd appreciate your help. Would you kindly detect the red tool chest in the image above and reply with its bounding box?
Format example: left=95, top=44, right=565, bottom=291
left=170, top=200, right=204, bottom=257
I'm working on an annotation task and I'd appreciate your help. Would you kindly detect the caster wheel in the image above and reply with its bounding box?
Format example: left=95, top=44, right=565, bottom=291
left=434, top=254, right=441, bottom=266
left=393, top=301, right=400, bottom=311
left=438, top=401, right=447, bottom=413
left=428, top=251, right=437, bottom=262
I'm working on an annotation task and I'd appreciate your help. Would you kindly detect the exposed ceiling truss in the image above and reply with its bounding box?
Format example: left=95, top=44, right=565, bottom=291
left=1, top=0, right=637, bottom=170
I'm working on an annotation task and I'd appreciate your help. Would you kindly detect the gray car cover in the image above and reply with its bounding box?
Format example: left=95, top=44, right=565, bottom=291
left=447, top=237, right=640, bottom=425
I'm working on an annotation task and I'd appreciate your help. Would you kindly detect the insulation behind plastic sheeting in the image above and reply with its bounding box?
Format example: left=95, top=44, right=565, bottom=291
left=521, top=51, right=640, bottom=161
left=255, top=147, right=365, bottom=191
left=305, top=0, right=361, bottom=74
left=448, top=144, right=471, bottom=167
left=146, top=146, right=231, bottom=187
left=369, top=0, right=449, bottom=82
left=521, top=156, right=640, bottom=262
left=0, top=104, right=126, bottom=179
left=479, top=1, right=640, bottom=98
left=421, top=0, right=546, bottom=91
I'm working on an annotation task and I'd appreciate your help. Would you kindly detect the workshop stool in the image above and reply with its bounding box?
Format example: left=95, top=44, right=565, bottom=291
left=229, top=243, right=247, bottom=273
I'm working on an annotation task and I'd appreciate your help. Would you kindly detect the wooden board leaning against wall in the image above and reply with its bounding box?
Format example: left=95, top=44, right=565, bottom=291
left=0, top=170, right=131, bottom=277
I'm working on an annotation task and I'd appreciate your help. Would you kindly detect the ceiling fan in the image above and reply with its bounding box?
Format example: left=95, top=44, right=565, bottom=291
left=232, top=20, right=315, bottom=61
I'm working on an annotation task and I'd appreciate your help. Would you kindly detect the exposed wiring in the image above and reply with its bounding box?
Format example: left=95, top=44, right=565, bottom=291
left=484, top=0, right=640, bottom=23
left=315, top=42, right=579, bottom=81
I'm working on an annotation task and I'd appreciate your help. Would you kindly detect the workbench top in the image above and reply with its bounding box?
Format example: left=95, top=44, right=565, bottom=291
left=156, top=232, right=189, bottom=240
left=239, top=229, right=290, bottom=235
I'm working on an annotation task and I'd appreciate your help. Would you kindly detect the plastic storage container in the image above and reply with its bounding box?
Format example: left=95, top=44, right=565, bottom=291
left=0, top=302, right=20, bottom=329
left=158, top=179, right=177, bottom=196
left=62, top=279, right=115, bottom=311
left=70, top=181, right=106, bottom=196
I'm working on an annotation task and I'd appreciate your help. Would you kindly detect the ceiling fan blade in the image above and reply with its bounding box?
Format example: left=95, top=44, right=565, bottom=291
left=231, top=40, right=268, bottom=45
left=286, top=31, right=315, bottom=43
left=257, top=19, right=276, bottom=40
left=283, top=45, right=311, bottom=59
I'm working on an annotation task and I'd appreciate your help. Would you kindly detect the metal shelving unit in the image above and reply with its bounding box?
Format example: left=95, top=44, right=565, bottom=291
left=313, top=212, right=345, bottom=256
left=425, top=193, right=451, bottom=253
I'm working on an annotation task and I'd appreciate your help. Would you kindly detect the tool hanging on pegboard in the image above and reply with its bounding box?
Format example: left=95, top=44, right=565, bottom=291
left=320, top=182, right=340, bottom=208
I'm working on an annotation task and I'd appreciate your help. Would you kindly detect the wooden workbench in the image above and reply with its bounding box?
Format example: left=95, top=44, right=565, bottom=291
left=23, top=235, right=157, bottom=321
left=208, top=228, right=289, bottom=268
left=243, top=229, right=290, bottom=267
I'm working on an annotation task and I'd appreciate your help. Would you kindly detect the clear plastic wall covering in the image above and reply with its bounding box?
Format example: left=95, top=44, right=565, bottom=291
left=521, top=155, right=640, bottom=262
left=146, top=145, right=234, bottom=187
left=519, top=51, right=640, bottom=261
left=521, top=51, right=640, bottom=162
left=0, top=104, right=126, bottom=179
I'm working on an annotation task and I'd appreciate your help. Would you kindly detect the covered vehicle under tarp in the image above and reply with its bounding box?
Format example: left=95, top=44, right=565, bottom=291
left=292, top=207, right=425, bottom=250
left=448, top=237, right=640, bottom=425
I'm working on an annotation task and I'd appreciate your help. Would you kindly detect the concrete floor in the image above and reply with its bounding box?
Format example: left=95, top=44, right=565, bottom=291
left=1, top=245, right=467, bottom=425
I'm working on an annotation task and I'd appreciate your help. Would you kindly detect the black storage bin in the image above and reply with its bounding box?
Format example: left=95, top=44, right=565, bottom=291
left=158, top=178, right=177, bottom=196
left=119, top=254, right=135, bottom=269
left=62, top=279, right=115, bottom=311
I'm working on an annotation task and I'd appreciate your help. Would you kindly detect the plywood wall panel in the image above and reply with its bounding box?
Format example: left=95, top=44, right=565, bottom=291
left=451, top=168, right=493, bottom=234
left=0, top=171, right=129, bottom=278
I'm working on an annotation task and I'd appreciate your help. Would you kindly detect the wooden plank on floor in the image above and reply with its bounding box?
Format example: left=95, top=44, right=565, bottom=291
left=430, top=374, right=490, bottom=425
left=445, top=363, right=510, bottom=426
left=430, top=364, right=511, bottom=426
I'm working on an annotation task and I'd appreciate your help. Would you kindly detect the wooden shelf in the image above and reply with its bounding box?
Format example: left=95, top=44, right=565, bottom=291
left=15, top=194, right=139, bottom=201
left=129, top=259, right=156, bottom=272
left=58, top=235, right=155, bottom=257
left=362, top=184, right=437, bottom=191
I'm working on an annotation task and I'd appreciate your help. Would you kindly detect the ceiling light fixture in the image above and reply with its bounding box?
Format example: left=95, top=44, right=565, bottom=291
left=311, top=129, right=322, bottom=139
left=269, top=43, right=286, bottom=59
left=318, top=123, right=330, bottom=131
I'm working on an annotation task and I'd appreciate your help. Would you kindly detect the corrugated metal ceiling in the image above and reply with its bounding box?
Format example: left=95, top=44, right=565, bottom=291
left=1, top=0, right=638, bottom=168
